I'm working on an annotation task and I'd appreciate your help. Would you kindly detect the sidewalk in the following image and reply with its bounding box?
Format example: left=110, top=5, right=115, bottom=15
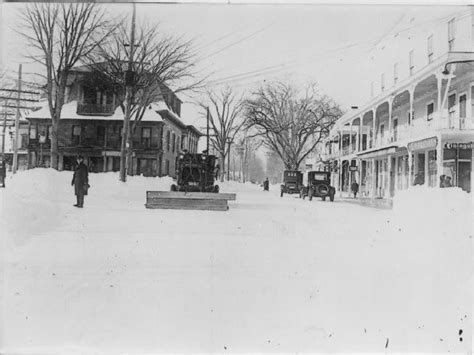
left=337, top=195, right=393, bottom=209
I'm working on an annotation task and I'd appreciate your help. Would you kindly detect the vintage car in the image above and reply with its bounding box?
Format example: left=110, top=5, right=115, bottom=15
left=280, top=170, right=303, bottom=197
left=300, top=171, right=336, bottom=201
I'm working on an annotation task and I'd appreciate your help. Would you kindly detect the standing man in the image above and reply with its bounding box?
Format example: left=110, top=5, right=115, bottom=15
left=351, top=180, right=359, bottom=198
left=263, top=177, right=269, bottom=191
left=71, top=155, right=89, bottom=208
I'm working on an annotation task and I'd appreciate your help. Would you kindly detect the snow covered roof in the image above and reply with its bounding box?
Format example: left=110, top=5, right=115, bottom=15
left=26, top=101, right=163, bottom=122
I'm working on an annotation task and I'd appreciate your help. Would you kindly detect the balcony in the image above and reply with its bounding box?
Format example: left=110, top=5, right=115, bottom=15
left=77, top=103, right=115, bottom=116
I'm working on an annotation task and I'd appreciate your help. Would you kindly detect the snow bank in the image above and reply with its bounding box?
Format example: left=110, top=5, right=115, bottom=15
left=392, top=186, right=473, bottom=240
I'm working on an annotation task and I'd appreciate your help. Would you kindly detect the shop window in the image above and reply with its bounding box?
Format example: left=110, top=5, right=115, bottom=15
left=427, top=102, right=434, bottom=121
left=448, top=93, right=456, bottom=118
left=459, top=94, right=467, bottom=118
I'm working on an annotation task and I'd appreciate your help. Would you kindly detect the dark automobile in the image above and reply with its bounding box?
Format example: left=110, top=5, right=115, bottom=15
left=280, top=170, right=303, bottom=197
left=171, top=152, right=220, bottom=193
left=300, top=171, right=336, bottom=201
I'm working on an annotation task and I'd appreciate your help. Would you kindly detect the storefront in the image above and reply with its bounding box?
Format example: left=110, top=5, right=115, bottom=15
left=442, top=141, right=472, bottom=192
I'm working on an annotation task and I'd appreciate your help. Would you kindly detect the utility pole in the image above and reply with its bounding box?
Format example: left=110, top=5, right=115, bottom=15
left=13, top=64, right=21, bottom=174
left=206, top=106, right=210, bottom=154
left=226, top=138, right=232, bottom=181
left=120, top=3, right=136, bottom=182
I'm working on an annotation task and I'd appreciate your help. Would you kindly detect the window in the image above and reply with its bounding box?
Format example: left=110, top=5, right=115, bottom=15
left=141, top=127, right=151, bottom=148
left=380, top=124, right=385, bottom=140
left=72, top=125, right=81, bottom=145
left=409, top=50, right=415, bottom=75
left=448, top=93, right=456, bottom=118
left=393, top=63, right=399, bottom=84
left=448, top=18, right=456, bottom=51
left=427, top=102, right=434, bottom=121
left=181, top=135, right=185, bottom=150
left=97, top=126, right=105, bottom=143
left=381, top=73, right=385, bottom=91
left=459, top=94, right=467, bottom=118
left=165, top=159, right=170, bottom=175
left=172, top=133, right=176, bottom=153
left=176, top=137, right=180, bottom=152
left=427, top=35, right=434, bottom=63
left=29, top=125, right=37, bottom=139
left=166, top=131, right=170, bottom=151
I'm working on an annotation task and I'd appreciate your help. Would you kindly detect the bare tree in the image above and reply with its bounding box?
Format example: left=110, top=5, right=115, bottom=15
left=199, top=87, right=246, bottom=182
left=18, top=2, right=115, bottom=169
left=86, top=21, right=203, bottom=176
left=245, top=82, right=342, bottom=170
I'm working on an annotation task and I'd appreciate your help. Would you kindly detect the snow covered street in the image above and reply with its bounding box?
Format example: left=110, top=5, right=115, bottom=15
left=1, top=170, right=472, bottom=353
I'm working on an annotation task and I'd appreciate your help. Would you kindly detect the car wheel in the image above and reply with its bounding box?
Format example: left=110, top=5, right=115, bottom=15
left=170, top=184, right=177, bottom=192
left=329, top=189, right=335, bottom=202
left=316, top=184, right=329, bottom=195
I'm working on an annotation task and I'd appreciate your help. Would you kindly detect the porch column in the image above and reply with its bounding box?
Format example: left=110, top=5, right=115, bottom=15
left=424, top=150, right=429, bottom=186
left=349, top=122, right=353, bottom=153
left=436, top=72, right=443, bottom=120
left=408, top=152, right=413, bottom=187
left=394, top=156, right=399, bottom=193
left=409, top=86, right=415, bottom=126
left=356, top=123, right=361, bottom=152
left=388, top=98, right=393, bottom=142
left=436, top=134, right=443, bottom=188
left=387, top=155, right=392, bottom=197
left=371, top=159, right=376, bottom=198
left=372, top=108, right=376, bottom=148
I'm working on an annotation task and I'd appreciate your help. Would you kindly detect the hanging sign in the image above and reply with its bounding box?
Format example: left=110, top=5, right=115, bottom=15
left=444, top=142, right=473, bottom=149
left=407, top=136, right=438, bottom=151
left=349, top=166, right=358, bottom=172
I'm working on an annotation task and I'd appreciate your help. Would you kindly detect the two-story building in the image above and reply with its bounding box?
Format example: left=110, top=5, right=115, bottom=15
left=25, top=65, right=201, bottom=177
left=320, top=8, right=474, bottom=198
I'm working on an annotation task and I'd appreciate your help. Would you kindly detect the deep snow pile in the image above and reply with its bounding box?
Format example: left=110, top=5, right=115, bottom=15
left=1, top=169, right=472, bottom=353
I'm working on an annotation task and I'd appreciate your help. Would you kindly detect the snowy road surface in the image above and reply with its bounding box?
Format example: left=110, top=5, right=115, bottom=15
left=1, top=170, right=472, bottom=353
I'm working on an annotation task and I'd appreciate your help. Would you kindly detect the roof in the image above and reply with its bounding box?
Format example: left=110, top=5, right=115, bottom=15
left=26, top=101, right=163, bottom=122
left=186, top=125, right=203, bottom=137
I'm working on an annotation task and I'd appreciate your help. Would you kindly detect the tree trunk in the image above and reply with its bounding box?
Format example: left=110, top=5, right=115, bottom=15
left=50, top=116, right=59, bottom=170
left=127, top=129, right=133, bottom=176
left=220, top=153, right=225, bottom=182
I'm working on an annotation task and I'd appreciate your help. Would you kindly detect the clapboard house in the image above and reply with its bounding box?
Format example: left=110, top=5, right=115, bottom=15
left=25, top=65, right=201, bottom=177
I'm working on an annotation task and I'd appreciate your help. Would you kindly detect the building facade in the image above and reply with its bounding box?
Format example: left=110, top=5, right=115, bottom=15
left=320, top=8, right=474, bottom=197
left=25, top=67, right=201, bottom=177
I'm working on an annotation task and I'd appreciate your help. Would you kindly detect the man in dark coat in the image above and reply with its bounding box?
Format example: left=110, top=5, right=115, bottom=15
left=263, top=177, right=269, bottom=191
left=71, top=155, right=89, bottom=208
left=351, top=181, right=359, bottom=198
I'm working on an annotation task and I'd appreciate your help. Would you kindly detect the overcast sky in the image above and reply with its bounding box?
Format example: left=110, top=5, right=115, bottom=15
left=0, top=2, right=464, bottom=129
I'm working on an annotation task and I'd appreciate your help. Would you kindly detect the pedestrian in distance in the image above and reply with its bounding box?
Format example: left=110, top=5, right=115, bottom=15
left=351, top=180, right=359, bottom=198
left=263, top=177, right=269, bottom=191
left=444, top=176, right=452, bottom=187
left=439, top=174, right=446, bottom=188
left=71, top=155, right=89, bottom=208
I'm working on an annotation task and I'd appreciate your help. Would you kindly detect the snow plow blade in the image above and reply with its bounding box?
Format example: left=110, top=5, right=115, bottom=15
left=145, top=191, right=236, bottom=211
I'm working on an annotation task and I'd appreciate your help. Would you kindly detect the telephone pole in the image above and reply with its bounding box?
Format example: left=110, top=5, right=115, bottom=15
left=120, top=3, right=136, bottom=182
left=13, top=64, right=22, bottom=174
left=206, top=106, right=210, bottom=154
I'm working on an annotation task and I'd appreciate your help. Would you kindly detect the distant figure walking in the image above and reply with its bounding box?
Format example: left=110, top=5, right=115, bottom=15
left=263, top=177, right=269, bottom=191
left=351, top=181, right=359, bottom=198
left=71, top=155, right=89, bottom=208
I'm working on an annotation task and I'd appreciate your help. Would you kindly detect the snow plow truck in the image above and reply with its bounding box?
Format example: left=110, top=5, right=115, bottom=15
left=145, top=152, right=236, bottom=211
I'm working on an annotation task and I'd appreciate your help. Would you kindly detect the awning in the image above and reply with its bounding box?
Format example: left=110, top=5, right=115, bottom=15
left=357, top=145, right=397, bottom=159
